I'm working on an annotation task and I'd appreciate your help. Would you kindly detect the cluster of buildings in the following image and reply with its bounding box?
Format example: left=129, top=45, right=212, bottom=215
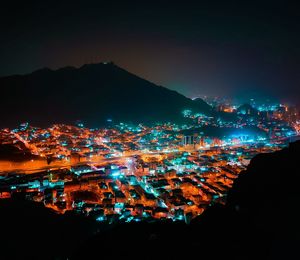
left=0, top=99, right=299, bottom=223
left=183, top=102, right=299, bottom=141
left=0, top=140, right=285, bottom=223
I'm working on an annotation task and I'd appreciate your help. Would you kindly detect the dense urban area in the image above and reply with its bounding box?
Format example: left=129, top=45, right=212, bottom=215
left=0, top=99, right=299, bottom=224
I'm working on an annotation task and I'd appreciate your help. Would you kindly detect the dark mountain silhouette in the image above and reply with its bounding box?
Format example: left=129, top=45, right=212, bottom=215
left=1, top=141, right=299, bottom=259
left=0, top=62, right=212, bottom=127
left=223, top=140, right=300, bottom=259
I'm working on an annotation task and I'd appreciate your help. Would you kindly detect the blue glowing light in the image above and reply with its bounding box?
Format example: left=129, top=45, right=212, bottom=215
left=96, top=216, right=105, bottom=221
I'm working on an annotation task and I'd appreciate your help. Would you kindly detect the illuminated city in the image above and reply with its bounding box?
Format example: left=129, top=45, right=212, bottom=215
left=1, top=2, right=300, bottom=259
left=1, top=100, right=299, bottom=224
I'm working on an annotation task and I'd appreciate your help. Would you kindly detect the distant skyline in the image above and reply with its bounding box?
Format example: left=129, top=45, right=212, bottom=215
left=1, top=1, right=299, bottom=104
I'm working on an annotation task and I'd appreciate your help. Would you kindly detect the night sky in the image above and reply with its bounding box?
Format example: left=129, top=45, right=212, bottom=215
left=1, top=1, right=299, bottom=104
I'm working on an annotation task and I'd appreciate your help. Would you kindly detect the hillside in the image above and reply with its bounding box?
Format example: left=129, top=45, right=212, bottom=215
left=0, top=62, right=212, bottom=127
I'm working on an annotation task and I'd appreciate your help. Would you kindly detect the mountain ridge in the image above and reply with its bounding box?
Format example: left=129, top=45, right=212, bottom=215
left=0, top=62, right=212, bottom=128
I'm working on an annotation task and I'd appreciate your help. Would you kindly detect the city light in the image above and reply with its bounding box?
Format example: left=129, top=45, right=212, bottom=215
left=0, top=99, right=299, bottom=223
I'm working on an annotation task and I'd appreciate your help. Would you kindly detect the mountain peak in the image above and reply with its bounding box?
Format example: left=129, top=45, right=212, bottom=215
left=79, top=61, right=116, bottom=69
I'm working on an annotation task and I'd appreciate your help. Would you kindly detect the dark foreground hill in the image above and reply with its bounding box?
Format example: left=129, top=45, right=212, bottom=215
left=0, top=62, right=212, bottom=127
left=0, top=199, right=97, bottom=260
left=71, top=141, right=300, bottom=260
left=1, top=141, right=299, bottom=259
